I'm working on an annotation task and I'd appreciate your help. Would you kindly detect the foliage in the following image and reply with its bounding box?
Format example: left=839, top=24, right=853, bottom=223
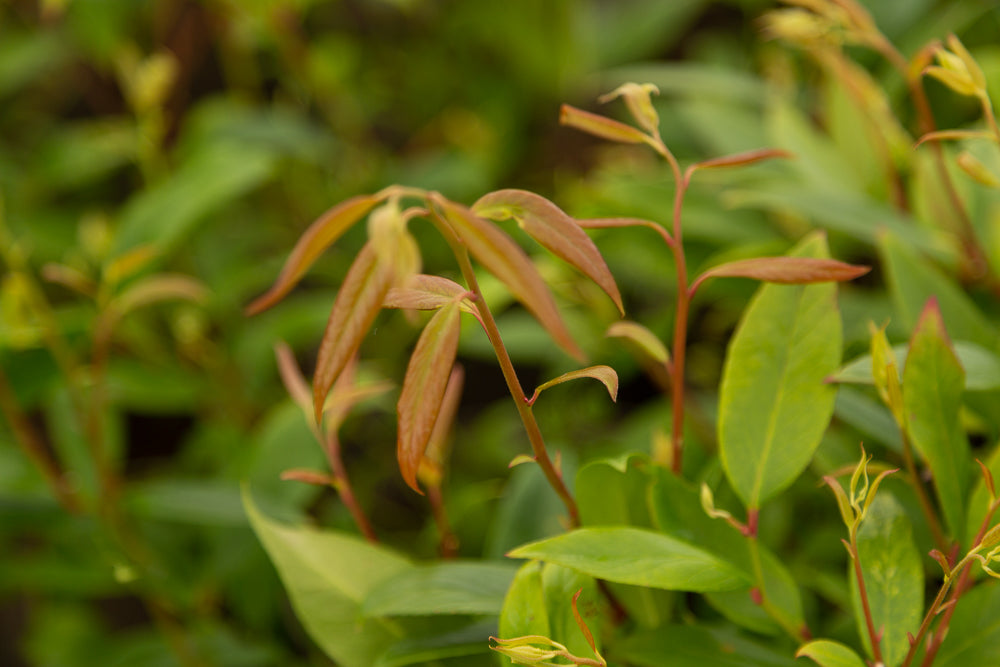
left=3, top=0, right=1000, bottom=666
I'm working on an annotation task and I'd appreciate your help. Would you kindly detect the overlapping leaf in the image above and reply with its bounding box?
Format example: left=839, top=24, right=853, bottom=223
left=246, top=194, right=382, bottom=315
left=397, top=300, right=462, bottom=493
left=472, top=189, right=623, bottom=314
left=433, top=195, right=584, bottom=361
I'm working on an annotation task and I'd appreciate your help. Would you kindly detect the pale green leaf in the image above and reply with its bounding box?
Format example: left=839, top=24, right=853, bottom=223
left=606, top=320, right=669, bottom=364
left=829, top=341, right=1000, bottom=391
left=796, top=640, right=867, bottom=667
left=363, top=561, right=518, bottom=616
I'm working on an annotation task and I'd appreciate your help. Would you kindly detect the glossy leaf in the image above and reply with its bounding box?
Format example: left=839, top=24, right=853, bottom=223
left=312, top=242, right=394, bottom=422
left=362, top=561, right=517, bottom=616
left=242, top=487, right=411, bottom=667
left=473, top=189, right=624, bottom=314
left=718, top=234, right=842, bottom=509
left=433, top=195, right=584, bottom=361
left=796, top=640, right=867, bottom=667
left=692, top=256, right=869, bottom=294
left=606, top=320, right=669, bottom=364
left=902, top=298, right=971, bottom=542
left=246, top=194, right=382, bottom=315
left=397, top=300, right=462, bottom=493
left=508, top=527, right=747, bottom=592
left=527, top=365, right=618, bottom=405
left=850, top=494, right=923, bottom=666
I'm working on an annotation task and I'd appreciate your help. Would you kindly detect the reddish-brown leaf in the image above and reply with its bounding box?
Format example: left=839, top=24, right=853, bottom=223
left=433, top=195, right=585, bottom=361
left=419, top=365, right=465, bottom=488
left=312, top=242, right=394, bottom=422
left=246, top=194, right=382, bottom=315
left=691, top=257, right=869, bottom=295
left=383, top=274, right=481, bottom=323
left=473, top=189, right=624, bottom=315
left=576, top=217, right=674, bottom=247
left=397, top=300, right=462, bottom=494
left=689, top=148, right=792, bottom=173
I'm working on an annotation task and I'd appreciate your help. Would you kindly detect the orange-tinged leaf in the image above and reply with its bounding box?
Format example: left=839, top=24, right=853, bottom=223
left=576, top=217, right=674, bottom=247
left=433, top=195, right=585, bottom=361
left=397, top=300, right=462, bottom=493
left=691, top=257, right=869, bottom=295
left=246, top=194, right=382, bottom=315
left=312, top=242, right=394, bottom=422
left=690, top=148, right=792, bottom=172
left=280, top=468, right=333, bottom=486
left=527, top=365, right=618, bottom=406
left=606, top=320, right=669, bottom=364
left=383, top=274, right=481, bottom=323
left=473, top=189, right=623, bottom=314
left=275, top=341, right=312, bottom=418
left=419, top=365, right=464, bottom=487
left=559, top=104, right=651, bottom=145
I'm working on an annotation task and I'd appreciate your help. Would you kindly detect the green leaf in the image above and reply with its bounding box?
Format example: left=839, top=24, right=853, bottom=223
left=114, top=143, right=274, bottom=258
left=829, top=341, right=1000, bottom=392
left=617, top=625, right=799, bottom=667
left=508, top=527, right=747, bottom=592
left=903, top=299, right=972, bottom=542
left=878, top=231, right=997, bottom=348
left=606, top=320, right=669, bottom=365
left=396, top=300, right=462, bottom=493
left=126, top=480, right=245, bottom=526
left=850, top=494, right=923, bottom=666
left=242, top=487, right=410, bottom=667
left=796, top=640, right=867, bottom=667
left=363, top=561, right=518, bottom=617
left=499, top=561, right=550, bottom=640
left=374, top=619, right=495, bottom=667
left=528, top=365, right=618, bottom=405
left=935, top=580, right=1000, bottom=667
left=966, top=446, right=1000, bottom=548
left=718, top=233, right=842, bottom=509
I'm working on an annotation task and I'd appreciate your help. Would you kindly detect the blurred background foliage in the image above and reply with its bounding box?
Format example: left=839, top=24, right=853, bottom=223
left=1, top=0, right=999, bottom=665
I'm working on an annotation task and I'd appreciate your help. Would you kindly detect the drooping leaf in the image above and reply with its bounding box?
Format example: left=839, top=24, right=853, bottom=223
left=362, top=561, right=518, bottom=617
left=528, top=365, right=618, bottom=405
left=849, top=493, right=923, bottom=666
left=718, top=233, right=842, bottom=509
left=433, top=195, right=584, bottom=361
left=508, top=527, right=747, bottom=592
left=472, top=189, right=623, bottom=314
left=312, top=242, right=394, bottom=422
left=606, top=320, right=669, bottom=364
left=796, top=640, right=867, bottom=667
left=397, top=300, right=462, bottom=493
left=902, top=298, right=971, bottom=542
left=242, top=487, right=411, bottom=667
left=692, top=256, right=869, bottom=294
left=246, top=194, right=382, bottom=314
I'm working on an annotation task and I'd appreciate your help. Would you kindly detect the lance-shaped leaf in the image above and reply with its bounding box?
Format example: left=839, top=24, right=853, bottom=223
left=576, top=217, right=673, bottom=247
left=606, top=320, right=669, bottom=365
left=433, top=196, right=584, bottom=361
left=419, top=365, right=464, bottom=488
left=383, top=274, right=482, bottom=324
left=397, top=300, right=462, bottom=494
left=690, top=257, right=868, bottom=295
left=313, top=242, right=394, bottom=422
left=902, top=298, right=971, bottom=542
left=559, top=104, right=650, bottom=145
left=718, top=233, right=842, bottom=509
left=246, top=194, right=382, bottom=315
left=689, top=148, right=792, bottom=173
left=527, top=365, right=619, bottom=406
left=508, top=527, right=747, bottom=593
left=473, top=189, right=623, bottom=315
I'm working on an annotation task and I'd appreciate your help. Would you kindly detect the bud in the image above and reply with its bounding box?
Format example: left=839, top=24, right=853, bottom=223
left=924, top=35, right=986, bottom=99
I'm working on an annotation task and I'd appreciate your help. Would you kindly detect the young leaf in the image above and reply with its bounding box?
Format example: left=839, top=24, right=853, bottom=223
left=246, top=194, right=382, bottom=315
left=383, top=274, right=482, bottom=324
left=606, top=320, right=669, bottom=365
left=527, top=366, right=618, bottom=406
left=849, top=494, right=923, bottom=666
left=689, top=148, right=792, bottom=172
left=472, top=189, right=624, bottom=314
left=559, top=104, right=651, bottom=146
left=903, top=298, right=971, bottom=542
left=313, top=242, right=394, bottom=422
left=432, top=195, right=584, bottom=361
left=242, top=487, right=411, bottom=667
left=718, top=233, right=842, bottom=509
left=691, top=256, right=869, bottom=295
left=508, top=527, right=747, bottom=592
left=598, top=82, right=661, bottom=135
left=796, top=640, right=867, bottom=667
left=397, top=300, right=462, bottom=494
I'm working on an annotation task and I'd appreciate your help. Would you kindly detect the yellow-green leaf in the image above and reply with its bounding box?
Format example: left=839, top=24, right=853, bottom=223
left=528, top=365, right=618, bottom=406
left=606, top=320, right=669, bottom=365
